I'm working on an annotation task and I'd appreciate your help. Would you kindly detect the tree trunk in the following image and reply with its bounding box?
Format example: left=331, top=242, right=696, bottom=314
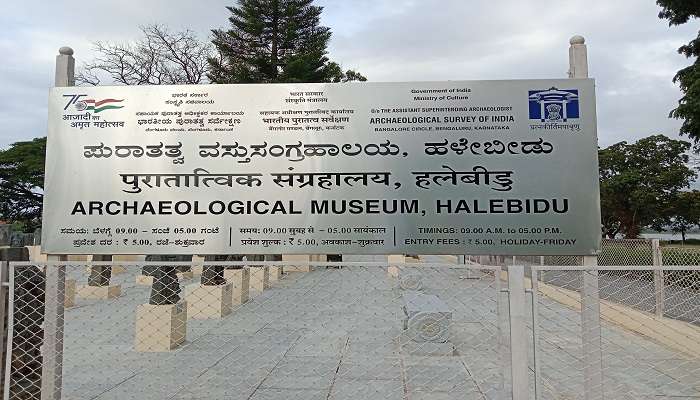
left=621, top=213, right=641, bottom=239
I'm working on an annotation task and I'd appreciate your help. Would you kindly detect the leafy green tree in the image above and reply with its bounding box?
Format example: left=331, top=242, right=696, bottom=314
left=657, top=1, right=700, bottom=150
left=666, top=190, right=700, bottom=243
left=209, top=0, right=365, bottom=83
left=0, top=138, right=46, bottom=231
left=599, top=134, right=696, bottom=238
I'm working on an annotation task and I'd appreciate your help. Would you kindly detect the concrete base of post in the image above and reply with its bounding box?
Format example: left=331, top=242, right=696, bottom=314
left=185, top=283, right=233, bottom=319
left=224, top=268, right=250, bottom=305
left=191, top=255, right=204, bottom=277
left=64, top=279, right=76, bottom=308
left=268, top=265, right=282, bottom=282
left=111, top=255, right=142, bottom=275
left=135, top=302, right=187, bottom=352
left=249, top=266, right=269, bottom=297
left=77, top=284, right=121, bottom=299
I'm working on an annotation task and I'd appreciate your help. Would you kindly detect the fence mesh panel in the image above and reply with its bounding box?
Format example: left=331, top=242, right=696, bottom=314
left=5, top=243, right=700, bottom=400
left=8, top=265, right=45, bottom=400
left=472, top=238, right=700, bottom=399
left=7, top=260, right=507, bottom=400
left=598, top=239, right=654, bottom=266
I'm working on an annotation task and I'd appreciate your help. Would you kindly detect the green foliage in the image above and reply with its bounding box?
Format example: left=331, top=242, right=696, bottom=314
left=0, top=138, right=46, bottom=231
left=657, top=1, right=700, bottom=150
left=599, top=134, right=696, bottom=238
left=657, top=0, right=699, bottom=25
left=327, top=65, right=367, bottom=83
left=209, top=0, right=365, bottom=83
left=666, top=190, right=700, bottom=241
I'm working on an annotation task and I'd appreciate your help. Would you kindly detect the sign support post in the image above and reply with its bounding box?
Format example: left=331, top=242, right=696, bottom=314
left=569, top=35, right=603, bottom=400
left=40, top=46, right=74, bottom=400
left=507, top=265, right=529, bottom=400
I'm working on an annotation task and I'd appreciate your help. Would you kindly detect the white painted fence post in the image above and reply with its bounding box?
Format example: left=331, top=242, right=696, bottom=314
left=41, top=46, right=75, bottom=400
left=495, top=266, right=508, bottom=398
left=651, top=239, right=665, bottom=317
left=569, top=35, right=603, bottom=400
left=581, top=256, right=603, bottom=400
left=41, top=261, right=65, bottom=400
left=508, top=265, right=529, bottom=400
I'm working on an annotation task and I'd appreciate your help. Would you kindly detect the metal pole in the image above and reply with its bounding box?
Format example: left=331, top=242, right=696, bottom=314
left=651, top=239, right=665, bottom=317
left=41, top=46, right=74, bottom=400
left=508, top=265, right=530, bottom=400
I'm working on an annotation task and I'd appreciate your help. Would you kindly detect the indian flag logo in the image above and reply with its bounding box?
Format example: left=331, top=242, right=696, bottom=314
left=74, top=98, right=124, bottom=113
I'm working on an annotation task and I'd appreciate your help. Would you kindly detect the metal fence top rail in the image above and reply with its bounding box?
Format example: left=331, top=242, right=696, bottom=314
left=529, top=265, right=700, bottom=271
left=7, top=260, right=503, bottom=270
left=7, top=260, right=700, bottom=271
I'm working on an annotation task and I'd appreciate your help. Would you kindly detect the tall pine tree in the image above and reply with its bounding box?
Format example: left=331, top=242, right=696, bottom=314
left=209, top=0, right=365, bottom=83
left=658, top=1, right=700, bottom=150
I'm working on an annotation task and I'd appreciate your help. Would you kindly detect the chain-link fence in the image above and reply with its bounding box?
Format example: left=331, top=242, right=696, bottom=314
left=478, top=238, right=700, bottom=399
left=500, top=239, right=700, bottom=325
left=3, top=252, right=699, bottom=400
left=5, top=260, right=509, bottom=400
left=524, top=265, right=700, bottom=400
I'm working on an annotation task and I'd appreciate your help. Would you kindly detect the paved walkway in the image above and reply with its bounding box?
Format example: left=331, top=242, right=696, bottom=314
left=53, top=259, right=700, bottom=400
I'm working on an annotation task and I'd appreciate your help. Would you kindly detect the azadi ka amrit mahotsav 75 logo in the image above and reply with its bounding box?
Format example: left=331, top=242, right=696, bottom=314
left=63, top=94, right=124, bottom=113
left=528, top=87, right=579, bottom=122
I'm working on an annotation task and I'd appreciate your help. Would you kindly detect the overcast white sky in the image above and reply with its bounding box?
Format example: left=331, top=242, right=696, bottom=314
left=0, top=0, right=697, bottom=150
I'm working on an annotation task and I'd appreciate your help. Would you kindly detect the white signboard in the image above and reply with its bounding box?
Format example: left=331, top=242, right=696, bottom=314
left=42, top=80, right=601, bottom=255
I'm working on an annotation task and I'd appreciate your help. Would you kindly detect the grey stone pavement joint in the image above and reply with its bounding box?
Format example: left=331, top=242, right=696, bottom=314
left=42, top=258, right=700, bottom=400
